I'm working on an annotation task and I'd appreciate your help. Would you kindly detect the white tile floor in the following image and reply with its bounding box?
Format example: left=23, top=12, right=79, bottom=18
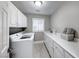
left=33, top=41, right=50, bottom=58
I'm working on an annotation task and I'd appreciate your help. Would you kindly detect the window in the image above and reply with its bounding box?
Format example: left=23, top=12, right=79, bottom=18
left=32, top=18, right=44, bottom=32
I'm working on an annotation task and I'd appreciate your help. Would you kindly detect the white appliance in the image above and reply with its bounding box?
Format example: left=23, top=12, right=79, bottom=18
left=10, top=33, right=34, bottom=58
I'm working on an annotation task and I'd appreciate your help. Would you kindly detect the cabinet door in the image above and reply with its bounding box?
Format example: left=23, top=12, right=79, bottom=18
left=64, top=51, right=73, bottom=58
left=0, top=8, right=3, bottom=55
left=0, top=6, right=9, bottom=58
left=23, top=15, right=27, bottom=27
left=18, top=10, right=27, bottom=27
left=54, top=42, right=64, bottom=58
left=9, top=2, right=18, bottom=27
left=25, top=16, right=27, bottom=27
left=17, top=10, right=23, bottom=27
left=22, top=14, right=27, bottom=27
left=2, top=8, right=8, bottom=50
left=22, top=13, right=25, bottom=27
left=44, top=34, right=54, bottom=57
left=47, top=36, right=54, bottom=57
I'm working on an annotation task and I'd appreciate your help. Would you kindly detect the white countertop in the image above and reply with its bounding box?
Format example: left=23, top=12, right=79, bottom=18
left=44, top=31, right=79, bottom=58
left=10, top=32, right=35, bottom=42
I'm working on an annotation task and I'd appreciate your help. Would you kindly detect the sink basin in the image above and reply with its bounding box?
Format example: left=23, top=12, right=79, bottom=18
left=20, top=35, right=31, bottom=39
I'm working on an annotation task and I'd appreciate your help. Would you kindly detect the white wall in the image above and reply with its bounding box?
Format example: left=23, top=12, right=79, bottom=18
left=26, top=14, right=50, bottom=32
left=50, top=2, right=79, bottom=37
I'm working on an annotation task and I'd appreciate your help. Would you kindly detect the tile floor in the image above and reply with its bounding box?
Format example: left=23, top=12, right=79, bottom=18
left=33, top=41, right=50, bottom=58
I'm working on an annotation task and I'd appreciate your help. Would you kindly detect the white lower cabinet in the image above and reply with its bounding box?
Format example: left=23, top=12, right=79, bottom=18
left=64, top=51, right=73, bottom=58
left=47, top=37, right=54, bottom=58
left=54, top=42, right=64, bottom=58
left=44, top=33, right=74, bottom=58
left=44, top=34, right=54, bottom=57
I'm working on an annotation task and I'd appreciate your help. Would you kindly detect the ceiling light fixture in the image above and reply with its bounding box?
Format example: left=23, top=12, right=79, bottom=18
left=34, top=1, right=43, bottom=7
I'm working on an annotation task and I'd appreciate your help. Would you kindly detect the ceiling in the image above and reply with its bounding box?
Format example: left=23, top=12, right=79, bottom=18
left=12, top=1, right=64, bottom=15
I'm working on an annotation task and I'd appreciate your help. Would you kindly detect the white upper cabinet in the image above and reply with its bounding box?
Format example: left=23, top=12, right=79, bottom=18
left=8, top=2, right=18, bottom=27
left=22, top=14, right=27, bottom=27
left=18, top=10, right=27, bottom=27
left=9, top=2, right=27, bottom=27
left=17, top=10, right=23, bottom=27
